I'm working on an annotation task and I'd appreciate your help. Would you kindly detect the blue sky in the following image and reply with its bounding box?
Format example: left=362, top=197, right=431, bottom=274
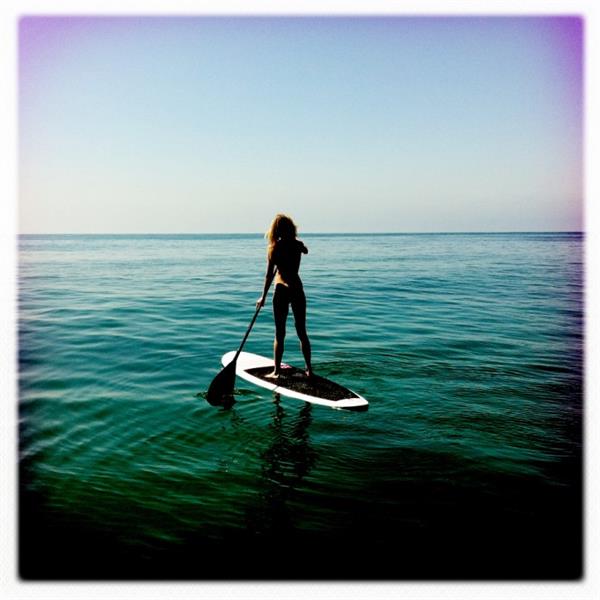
left=19, top=16, right=583, bottom=233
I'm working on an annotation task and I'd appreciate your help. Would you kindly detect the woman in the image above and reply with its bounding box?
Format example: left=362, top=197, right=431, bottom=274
left=257, top=214, right=313, bottom=379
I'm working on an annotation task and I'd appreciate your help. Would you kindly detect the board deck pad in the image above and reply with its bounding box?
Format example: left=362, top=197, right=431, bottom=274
left=245, top=365, right=360, bottom=402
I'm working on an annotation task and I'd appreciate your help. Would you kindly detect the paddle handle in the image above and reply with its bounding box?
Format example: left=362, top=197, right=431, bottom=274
left=232, top=268, right=277, bottom=363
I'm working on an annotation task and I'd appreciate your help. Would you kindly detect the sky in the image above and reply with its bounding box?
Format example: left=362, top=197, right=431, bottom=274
left=18, top=16, right=583, bottom=233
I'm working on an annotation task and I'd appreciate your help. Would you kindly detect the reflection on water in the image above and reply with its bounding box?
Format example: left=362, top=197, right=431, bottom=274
left=247, top=395, right=316, bottom=539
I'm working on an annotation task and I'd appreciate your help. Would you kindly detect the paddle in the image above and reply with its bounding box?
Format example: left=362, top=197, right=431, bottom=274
left=205, top=269, right=276, bottom=407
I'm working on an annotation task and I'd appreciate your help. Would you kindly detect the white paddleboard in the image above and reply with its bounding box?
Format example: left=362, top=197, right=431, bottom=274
left=222, top=351, right=368, bottom=410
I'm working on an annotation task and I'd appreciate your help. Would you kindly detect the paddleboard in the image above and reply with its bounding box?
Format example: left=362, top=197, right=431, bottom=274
left=221, top=351, right=368, bottom=410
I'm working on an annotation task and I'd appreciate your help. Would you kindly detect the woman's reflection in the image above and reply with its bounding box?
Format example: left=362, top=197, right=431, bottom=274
left=247, top=395, right=316, bottom=539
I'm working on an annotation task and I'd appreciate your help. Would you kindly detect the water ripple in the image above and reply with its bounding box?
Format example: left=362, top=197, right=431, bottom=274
left=18, top=233, right=583, bottom=577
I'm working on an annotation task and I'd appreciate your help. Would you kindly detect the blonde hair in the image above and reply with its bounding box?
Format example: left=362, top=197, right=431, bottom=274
left=265, top=214, right=298, bottom=249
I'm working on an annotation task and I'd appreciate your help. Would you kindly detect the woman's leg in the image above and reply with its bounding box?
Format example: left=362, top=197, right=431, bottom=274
left=268, top=285, right=289, bottom=378
left=291, top=290, right=313, bottom=377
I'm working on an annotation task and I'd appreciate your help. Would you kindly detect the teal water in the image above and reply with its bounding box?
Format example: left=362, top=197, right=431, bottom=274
left=18, top=233, right=583, bottom=579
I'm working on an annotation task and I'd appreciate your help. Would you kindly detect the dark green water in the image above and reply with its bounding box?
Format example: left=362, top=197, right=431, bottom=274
left=18, top=233, right=583, bottom=579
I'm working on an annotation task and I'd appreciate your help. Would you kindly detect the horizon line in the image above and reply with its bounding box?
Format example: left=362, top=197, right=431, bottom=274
left=17, top=230, right=585, bottom=236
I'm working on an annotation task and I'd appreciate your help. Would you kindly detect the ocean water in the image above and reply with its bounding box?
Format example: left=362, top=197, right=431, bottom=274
left=18, top=233, right=583, bottom=579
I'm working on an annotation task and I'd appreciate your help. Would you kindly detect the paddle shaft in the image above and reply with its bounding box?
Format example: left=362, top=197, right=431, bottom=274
left=232, top=268, right=276, bottom=364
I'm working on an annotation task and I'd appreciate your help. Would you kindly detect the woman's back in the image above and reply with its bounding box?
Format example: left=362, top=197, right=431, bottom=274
left=270, top=238, right=307, bottom=288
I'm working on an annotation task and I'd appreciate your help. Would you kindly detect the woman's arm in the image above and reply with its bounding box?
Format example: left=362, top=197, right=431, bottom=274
left=256, top=259, right=276, bottom=307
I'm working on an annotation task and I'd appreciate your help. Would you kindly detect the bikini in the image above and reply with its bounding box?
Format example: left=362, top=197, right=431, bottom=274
left=273, top=281, right=306, bottom=310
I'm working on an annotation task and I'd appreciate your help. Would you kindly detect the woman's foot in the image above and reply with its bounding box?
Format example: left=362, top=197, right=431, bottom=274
left=305, top=369, right=314, bottom=378
left=265, top=370, right=280, bottom=380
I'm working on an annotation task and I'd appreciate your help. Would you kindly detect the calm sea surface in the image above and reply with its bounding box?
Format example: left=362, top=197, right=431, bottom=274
left=18, top=233, right=583, bottom=579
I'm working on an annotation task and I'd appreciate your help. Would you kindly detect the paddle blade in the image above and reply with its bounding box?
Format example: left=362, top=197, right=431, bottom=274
left=205, top=360, right=237, bottom=407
